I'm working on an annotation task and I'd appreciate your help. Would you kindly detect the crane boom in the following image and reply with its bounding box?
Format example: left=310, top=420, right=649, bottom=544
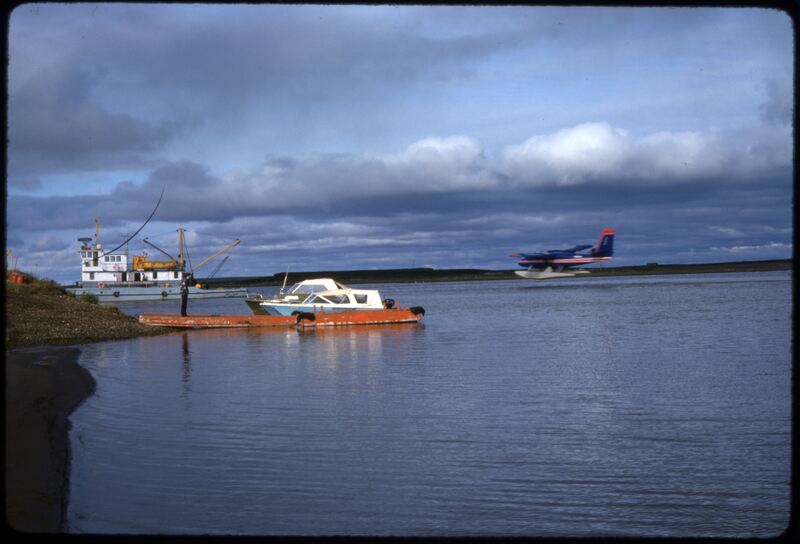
left=207, top=255, right=230, bottom=278
left=143, top=238, right=178, bottom=262
left=192, top=239, right=241, bottom=272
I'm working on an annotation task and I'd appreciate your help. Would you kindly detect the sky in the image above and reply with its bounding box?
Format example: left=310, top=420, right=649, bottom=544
left=5, top=3, right=794, bottom=284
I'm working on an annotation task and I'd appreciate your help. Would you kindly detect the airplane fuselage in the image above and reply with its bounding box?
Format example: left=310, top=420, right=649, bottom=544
left=510, top=229, right=615, bottom=280
left=515, top=254, right=612, bottom=269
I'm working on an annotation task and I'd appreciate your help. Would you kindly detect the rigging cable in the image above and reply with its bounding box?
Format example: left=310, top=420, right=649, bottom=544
left=103, top=185, right=166, bottom=255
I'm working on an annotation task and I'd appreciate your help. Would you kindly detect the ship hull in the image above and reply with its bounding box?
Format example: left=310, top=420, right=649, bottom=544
left=64, top=284, right=247, bottom=301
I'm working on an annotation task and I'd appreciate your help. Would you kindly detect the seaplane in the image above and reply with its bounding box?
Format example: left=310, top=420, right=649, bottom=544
left=509, top=229, right=615, bottom=279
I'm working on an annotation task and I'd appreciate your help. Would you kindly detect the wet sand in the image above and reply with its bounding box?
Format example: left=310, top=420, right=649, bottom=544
left=5, top=346, right=95, bottom=533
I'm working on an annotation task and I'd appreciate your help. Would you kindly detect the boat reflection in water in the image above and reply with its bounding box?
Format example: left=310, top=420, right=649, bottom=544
left=149, top=320, right=425, bottom=377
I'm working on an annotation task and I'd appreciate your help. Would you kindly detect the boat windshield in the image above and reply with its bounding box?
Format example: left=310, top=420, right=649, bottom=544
left=288, top=282, right=331, bottom=295
left=304, top=293, right=350, bottom=305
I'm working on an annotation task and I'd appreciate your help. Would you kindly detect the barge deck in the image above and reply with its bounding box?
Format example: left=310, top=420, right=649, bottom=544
left=139, top=307, right=425, bottom=329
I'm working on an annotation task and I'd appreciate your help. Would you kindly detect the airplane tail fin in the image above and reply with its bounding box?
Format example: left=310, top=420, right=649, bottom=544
left=591, top=229, right=615, bottom=257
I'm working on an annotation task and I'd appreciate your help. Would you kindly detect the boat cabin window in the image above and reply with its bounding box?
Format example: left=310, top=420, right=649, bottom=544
left=292, top=283, right=330, bottom=294
left=305, top=294, right=349, bottom=305
left=354, top=294, right=368, bottom=304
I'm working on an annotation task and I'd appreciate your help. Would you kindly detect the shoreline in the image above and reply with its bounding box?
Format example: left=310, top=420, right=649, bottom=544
left=5, top=345, right=95, bottom=533
left=199, top=259, right=792, bottom=288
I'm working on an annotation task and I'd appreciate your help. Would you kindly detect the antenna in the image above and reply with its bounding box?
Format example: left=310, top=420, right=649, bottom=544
left=281, top=266, right=291, bottom=292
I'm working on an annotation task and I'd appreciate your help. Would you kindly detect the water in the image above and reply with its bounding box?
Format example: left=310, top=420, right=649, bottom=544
left=67, top=272, right=792, bottom=537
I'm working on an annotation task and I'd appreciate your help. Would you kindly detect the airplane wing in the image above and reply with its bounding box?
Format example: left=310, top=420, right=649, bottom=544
left=546, top=244, right=592, bottom=254
left=508, top=252, right=549, bottom=260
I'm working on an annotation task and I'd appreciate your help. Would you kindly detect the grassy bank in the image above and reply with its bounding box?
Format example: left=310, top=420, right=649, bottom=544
left=5, top=271, right=170, bottom=348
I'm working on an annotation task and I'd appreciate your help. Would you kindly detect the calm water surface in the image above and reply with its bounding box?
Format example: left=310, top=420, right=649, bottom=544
left=67, top=272, right=791, bottom=536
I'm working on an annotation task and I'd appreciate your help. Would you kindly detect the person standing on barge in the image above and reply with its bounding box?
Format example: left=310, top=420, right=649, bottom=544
left=180, top=273, right=193, bottom=316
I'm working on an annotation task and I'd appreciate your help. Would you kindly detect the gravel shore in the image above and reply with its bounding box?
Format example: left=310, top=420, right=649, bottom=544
left=5, top=275, right=171, bottom=533
left=5, top=276, right=170, bottom=347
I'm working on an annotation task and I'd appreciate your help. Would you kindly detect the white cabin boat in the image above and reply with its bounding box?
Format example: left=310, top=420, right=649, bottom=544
left=63, top=220, right=247, bottom=302
left=245, top=278, right=345, bottom=314
left=261, top=287, right=388, bottom=316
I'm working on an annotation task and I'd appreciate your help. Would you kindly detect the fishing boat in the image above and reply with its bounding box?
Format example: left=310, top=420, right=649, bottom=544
left=245, top=277, right=347, bottom=314
left=63, top=219, right=247, bottom=302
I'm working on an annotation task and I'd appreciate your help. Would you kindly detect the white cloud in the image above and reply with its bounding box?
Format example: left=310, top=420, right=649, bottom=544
left=190, top=119, right=794, bottom=218
left=499, top=121, right=789, bottom=187
left=502, top=123, right=632, bottom=185
left=709, top=242, right=792, bottom=253
left=376, top=135, right=495, bottom=191
left=709, top=226, right=741, bottom=236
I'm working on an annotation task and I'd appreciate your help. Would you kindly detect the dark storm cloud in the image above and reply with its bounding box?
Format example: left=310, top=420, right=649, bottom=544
left=7, top=63, right=195, bottom=183
left=7, top=3, right=543, bottom=187
left=7, top=4, right=792, bottom=191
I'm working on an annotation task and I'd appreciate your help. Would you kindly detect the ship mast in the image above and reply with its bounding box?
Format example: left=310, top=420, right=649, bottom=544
left=178, top=226, right=186, bottom=271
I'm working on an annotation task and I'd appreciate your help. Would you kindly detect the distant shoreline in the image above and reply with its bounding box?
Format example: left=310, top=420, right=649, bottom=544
left=199, top=259, right=792, bottom=288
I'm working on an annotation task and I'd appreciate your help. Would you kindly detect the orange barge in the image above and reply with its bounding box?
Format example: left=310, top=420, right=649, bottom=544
left=138, top=306, right=425, bottom=329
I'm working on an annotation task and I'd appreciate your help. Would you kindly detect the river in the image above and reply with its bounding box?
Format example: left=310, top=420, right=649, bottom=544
left=66, top=272, right=791, bottom=537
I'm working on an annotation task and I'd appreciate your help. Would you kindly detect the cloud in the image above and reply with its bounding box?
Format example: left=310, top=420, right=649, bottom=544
left=501, top=122, right=790, bottom=186
left=7, top=64, right=194, bottom=184
left=709, top=242, right=792, bottom=254
left=7, top=117, right=791, bottom=236
left=375, top=136, right=494, bottom=191
left=760, top=78, right=792, bottom=126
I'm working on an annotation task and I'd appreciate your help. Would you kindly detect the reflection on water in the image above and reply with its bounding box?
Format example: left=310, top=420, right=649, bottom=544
left=68, top=273, right=791, bottom=537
